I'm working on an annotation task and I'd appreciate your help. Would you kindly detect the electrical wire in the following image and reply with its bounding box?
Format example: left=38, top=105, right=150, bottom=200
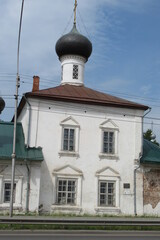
left=77, top=8, right=92, bottom=40
left=0, top=74, right=159, bottom=104
left=62, top=11, right=74, bottom=35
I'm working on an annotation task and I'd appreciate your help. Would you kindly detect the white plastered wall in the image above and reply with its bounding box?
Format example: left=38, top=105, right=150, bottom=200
left=19, top=98, right=145, bottom=215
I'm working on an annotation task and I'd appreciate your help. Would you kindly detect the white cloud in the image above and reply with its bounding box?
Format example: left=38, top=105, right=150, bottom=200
left=140, top=85, right=151, bottom=96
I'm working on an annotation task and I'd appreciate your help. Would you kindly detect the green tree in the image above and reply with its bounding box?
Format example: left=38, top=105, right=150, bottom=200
left=143, top=129, right=159, bottom=146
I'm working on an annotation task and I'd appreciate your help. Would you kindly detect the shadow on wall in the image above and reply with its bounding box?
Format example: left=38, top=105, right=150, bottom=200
left=39, top=160, right=54, bottom=212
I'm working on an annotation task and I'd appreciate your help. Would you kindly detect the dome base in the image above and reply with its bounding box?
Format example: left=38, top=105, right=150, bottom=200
left=60, top=55, right=86, bottom=86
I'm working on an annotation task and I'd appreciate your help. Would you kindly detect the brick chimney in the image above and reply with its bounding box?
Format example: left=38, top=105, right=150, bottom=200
left=32, top=76, right=40, bottom=92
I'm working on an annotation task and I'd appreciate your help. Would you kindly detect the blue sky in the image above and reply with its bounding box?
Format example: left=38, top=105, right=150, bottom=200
left=0, top=0, right=160, bottom=139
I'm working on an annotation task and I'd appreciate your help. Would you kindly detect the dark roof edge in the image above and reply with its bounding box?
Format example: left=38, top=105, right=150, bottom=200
left=25, top=94, right=149, bottom=110
left=13, top=96, right=26, bottom=122
left=15, top=91, right=148, bottom=121
left=0, top=121, right=22, bottom=126
left=0, top=156, right=43, bottom=161
left=141, top=161, right=160, bottom=166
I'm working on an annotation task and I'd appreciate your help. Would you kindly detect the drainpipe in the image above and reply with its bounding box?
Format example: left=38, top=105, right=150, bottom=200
left=25, top=161, right=30, bottom=213
left=23, top=95, right=31, bottom=213
left=134, top=165, right=140, bottom=216
left=23, top=94, right=31, bottom=148
left=134, top=107, right=151, bottom=216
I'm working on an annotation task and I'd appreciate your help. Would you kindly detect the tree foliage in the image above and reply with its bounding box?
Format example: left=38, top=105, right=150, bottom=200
left=143, top=129, right=159, bottom=146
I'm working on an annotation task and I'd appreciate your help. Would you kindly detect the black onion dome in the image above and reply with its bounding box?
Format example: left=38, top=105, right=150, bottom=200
left=56, top=24, right=92, bottom=60
left=0, top=97, right=5, bottom=114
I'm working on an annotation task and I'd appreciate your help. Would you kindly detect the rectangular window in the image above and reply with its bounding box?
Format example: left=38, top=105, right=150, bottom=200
left=73, top=65, right=78, bottom=79
left=4, top=182, right=16, bottom=203
left=57, top=179, right=77, bottom=205
left=103, top=131, right=115, bottom=154
left=63, top=128, right=75, bottom=151
left=99, top=181, right=115, bottom=206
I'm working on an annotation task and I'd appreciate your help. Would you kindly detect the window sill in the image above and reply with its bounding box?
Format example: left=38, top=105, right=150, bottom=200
left=95, top=206, right=120, bottom=214
left=59, top=151, right=79, bottom=158
left=0, top=203, right=22, bottom=210
left=51, top=204, right=82, bottom=213
left=99, top=153, right=119, bottom=160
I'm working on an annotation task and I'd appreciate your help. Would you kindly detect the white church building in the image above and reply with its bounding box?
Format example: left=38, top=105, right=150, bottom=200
left=16, top=20, right=150, bottom=216
left=1, top=6, right=160, bottom=216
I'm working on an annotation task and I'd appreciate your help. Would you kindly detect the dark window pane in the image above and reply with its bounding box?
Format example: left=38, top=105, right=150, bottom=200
left=63, top=128, right=75, bottom=151
left=64, top=129, right=69, bottom=139
left=70, top=129, right=74, bottom=138
left=103, top=131, right=114, bottom=154
left=5, top=183, right=11, bottom=190
left=4, top=183, right=16, bottom=203
left=99, top=181, right=115, bottom=207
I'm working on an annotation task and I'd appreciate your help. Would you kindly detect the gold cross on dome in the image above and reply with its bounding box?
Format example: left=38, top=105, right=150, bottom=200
left=74, top=0, right=78, bottom=25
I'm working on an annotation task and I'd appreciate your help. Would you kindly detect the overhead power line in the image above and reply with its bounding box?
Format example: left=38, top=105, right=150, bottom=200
left=1, top=77, right=158, bottom=104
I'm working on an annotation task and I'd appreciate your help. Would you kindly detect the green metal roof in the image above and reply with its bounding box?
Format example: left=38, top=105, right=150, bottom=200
left=0, top=121, right=43, bottom=161
left=141, top=139, right=160, bottom=165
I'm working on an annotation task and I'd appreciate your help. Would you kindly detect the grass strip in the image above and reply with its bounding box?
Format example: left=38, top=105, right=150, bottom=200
left=0, top=224, right=160, bottom=231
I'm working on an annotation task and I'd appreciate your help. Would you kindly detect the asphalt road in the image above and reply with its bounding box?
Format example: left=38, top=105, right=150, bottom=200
left=0, top=231, right=160, bottom=240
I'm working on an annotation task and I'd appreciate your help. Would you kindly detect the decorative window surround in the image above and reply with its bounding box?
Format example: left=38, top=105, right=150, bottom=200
left=99, top=153, right=119, bottom=160
left=95, top=167, right=120, bottom=212
left=52, top=165, right=83, bottom=211
left=59, top=116, right=80, bottom=157
left=58, top=151, right=79, bottom=158
left=4, top=182, right=16, bottom=203
left=99, top=119, right=119, bottom=159
left=0, top=175, right=23, bottom=208
left=52, top=165, right=83, bottom=177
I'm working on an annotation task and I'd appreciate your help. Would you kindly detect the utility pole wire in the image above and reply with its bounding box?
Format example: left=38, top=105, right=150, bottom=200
left=10, top=0, right=24, bottom=218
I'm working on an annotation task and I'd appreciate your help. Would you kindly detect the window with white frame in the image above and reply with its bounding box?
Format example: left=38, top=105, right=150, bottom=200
left=96, top=167, right=120, bottom=213
left=52, top=165, right=83, bottom=213
left=57, top=178, right=77, bottom=205
left=59, top=116, right=80, bottom=156
left=4, top=182, right=16, bottom=203
left=99, top=119, right=119, bottom=158
left=103, top=131, right=115, bottom=154
left=99, top=180, right=115, bottom=207
left=0, top=174, right=23, bottom=207
left=63, top=128, right=75, bottom=151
